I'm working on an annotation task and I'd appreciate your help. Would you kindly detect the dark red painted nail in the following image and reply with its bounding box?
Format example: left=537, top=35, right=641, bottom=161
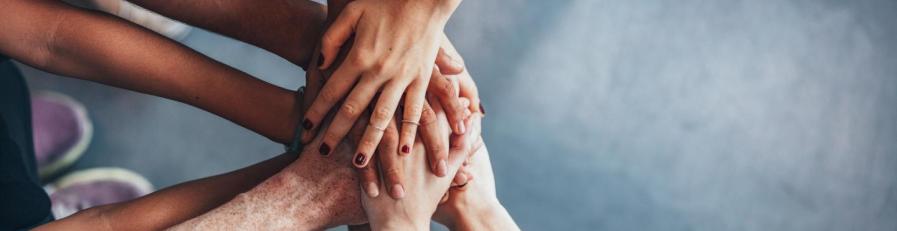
left=319, top=143, right=331, bottom=156
left=303, top=119, right=313, bottom=130
left=401, top=145, right=410, bottom=154
left=354, top=153, right=366, bottom=166
left=479, top=103, right=486, bottom=115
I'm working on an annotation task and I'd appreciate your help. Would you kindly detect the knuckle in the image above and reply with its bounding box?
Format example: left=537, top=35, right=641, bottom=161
left=340, top=102, right=362, bottom=118
left=361, top=138, right=378, bottom=149
left=383, top=129, right=399, bottom=142
left=420, top=111, right=437, bottom=126
left=373, top=107, right=392, bottom=122
left=321, top=33, right=338, bottom=48
left=384, top=167, right=403, bottom=182
left=319, top=89, right=341, bottom=104
left=440, top=80, right=457, bottom=97
left=430, top=143, right=446, bottom=157
left=404, top=104, right=423, bottom=118
left=401, top=127, right=416, bottom=139
left=323, top=131, right=339, bottom=144
left=348, top=53, right=371, bottom=67
left=369, top=61, right=388, bottom=76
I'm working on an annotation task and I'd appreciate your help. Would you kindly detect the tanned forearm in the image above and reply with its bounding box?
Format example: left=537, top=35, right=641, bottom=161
left=126, top=0, right=327, bottom=69
left=36, top=153, right=297, bottom=231
left=0, top=0, right=298, bottom=143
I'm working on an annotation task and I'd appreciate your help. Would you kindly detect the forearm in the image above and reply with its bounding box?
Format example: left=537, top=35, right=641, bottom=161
left=169, top=171, right=324, bottom=230
left=128, top=0, right=327, bottom=68
left=36, top=153, right=297, bottom=231
left=171, top=154, right=337, bottom=230
left=1, top=0, right=298, bottom=143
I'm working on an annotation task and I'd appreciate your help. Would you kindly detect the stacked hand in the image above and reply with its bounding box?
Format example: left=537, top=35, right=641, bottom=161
left=301, top=0, right=473, bottom=185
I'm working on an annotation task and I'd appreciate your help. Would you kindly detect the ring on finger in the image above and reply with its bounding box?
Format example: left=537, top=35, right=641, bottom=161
left=401, top=120, right=420, bottom=127
left=368, top=123, right=387, bottom=132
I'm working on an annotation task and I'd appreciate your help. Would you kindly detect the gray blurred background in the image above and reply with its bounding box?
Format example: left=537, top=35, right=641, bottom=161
left=19, top=0, right=897, bottom=230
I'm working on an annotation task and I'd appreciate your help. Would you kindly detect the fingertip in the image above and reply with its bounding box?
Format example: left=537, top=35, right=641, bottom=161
left=365, top=182, right=380, bottom=198
left=400, top=144, right=411, bottom=155
left=454, top=122, right=467, bottom=135
left=453, top=172, right=468, bottom=185
left=436, top=159, right=448, bottom=177
left=354, top=152, right=368, bottom=168
left=391, top=184, right=405, bottom=199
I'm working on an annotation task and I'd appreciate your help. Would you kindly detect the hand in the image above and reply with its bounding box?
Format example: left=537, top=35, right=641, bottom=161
left=304, top=35, right=473, bottom=200
left=357, top=100, right=475, bottom=230
left=302, top=0, right=466, bottom=179
left=421, top=36, right=484, bottom=183
left=432, top=120, right=520, bottom=231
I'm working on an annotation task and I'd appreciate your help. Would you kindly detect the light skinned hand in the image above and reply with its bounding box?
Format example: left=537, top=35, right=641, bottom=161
left=357, top=98, right=478, bottom=230
left=301, top=0, right=467, bottom=177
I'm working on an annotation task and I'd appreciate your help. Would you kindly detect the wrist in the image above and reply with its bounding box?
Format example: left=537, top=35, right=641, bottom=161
left=445, top=200, right=505, bottom=230
left=416, top=0, right=461, bottom=26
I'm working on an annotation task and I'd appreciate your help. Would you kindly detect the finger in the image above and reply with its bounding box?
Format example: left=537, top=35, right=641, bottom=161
left=437, top=33, right=466, bottom=75
left=435, top=46, right=465, bottom=75
left=428, top=69, right=466, bottom=135
left=446, top=113, right=480, bottom=173
left=358, top=152, right=380, bottom=198
left=419, top=101, right=449, bottom=177
left=458, top=71, right=482, bottom=114
left=319, top=2, right=363, bottom=70
left=318, top=75, right=382, bottom=156
left=302, top=56, right=364, bottom=144
left=398, top=78, right=427, bottom=156
left=377, top=118, right=405, bottom=199
left=287, top=87, right=307, bottom=153
left=353, top=80, right=407, bottom=168
left=450, top=99, right=473, bottom=152
left=452, top=168, right=468, bottom=186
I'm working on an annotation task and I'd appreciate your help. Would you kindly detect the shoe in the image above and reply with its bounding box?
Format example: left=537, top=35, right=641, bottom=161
left=92, top=0, right=192, bottom=40
left=45, top=168, right=154, bottom=219
left=31, top=91, right=93, bottom=180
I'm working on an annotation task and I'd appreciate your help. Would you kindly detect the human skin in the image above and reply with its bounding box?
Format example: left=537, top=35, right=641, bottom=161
left=305, top=0, right=482, bottom=200
left=302, top=0, right=471, bottom=183
left=167, top=66, right=478, bottom=230
left=0, top=0, right=308, bottom=144
left=0, top=0, right=497, bottom=229
left=118, top=0, right=472, bottom=198
left=432, top=140, right=520, bottom=231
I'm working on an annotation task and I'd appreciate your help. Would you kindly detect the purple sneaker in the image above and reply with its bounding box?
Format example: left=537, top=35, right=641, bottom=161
left=45, top=168, right=154, bottom=219
left=31, top=91, right=93, bottom=179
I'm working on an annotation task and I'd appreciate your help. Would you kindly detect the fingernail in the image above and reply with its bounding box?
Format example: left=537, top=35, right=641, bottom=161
left=455, top=173, right=468, bottom=185
left=479, top=103, right=486, bottom=115
left=366, top=182, right=380, bottom=198
left=456, top=122, right=467, bottom=134
left=401, top=145, right=410, bottom=154
left=354, top=153, right=366, bottom=166
left=319, top=143, right=331, bottom=156
left=302, top=119, right=313, bottom=130
left=391, top=184, right=406, bottom=199
left=437, top=160, right=447, bottom=177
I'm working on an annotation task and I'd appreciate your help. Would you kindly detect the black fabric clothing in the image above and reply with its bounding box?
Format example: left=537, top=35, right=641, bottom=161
left=0, top=55, right=54, bottom=230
